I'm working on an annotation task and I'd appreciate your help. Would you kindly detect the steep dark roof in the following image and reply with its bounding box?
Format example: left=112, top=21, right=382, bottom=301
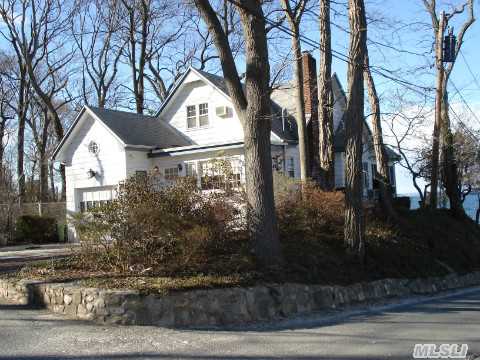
left=196, top=69, right=230, bottom=95
left=89, top=107, right=191, bottom=148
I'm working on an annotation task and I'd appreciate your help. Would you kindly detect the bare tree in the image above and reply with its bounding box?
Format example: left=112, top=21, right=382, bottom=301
left=422, top=0, right=475, bottom=217
left=280, top=0, right=309, bottom=182
left=344, top=0, right=367, bottom=261
left=71, top=0, right=124, bottom=108
left=0, top=50, right=29, bottom=203
left=317, top=0, right=335, bottom=190
left=118, top=0, right=182, bottom=113
left=26, top=100, right=51, bottom=202
left=0, top=66, right=14, bottom=169
left=193, top=0, right=281, bottom=267
left=385, top=104, right=430, bottom=207
left=0, top=0, right=75, bottom=201
left=364, top=53, right=397, bottom=219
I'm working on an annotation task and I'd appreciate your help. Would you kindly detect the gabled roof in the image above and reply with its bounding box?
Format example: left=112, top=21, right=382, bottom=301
left=156, top=67, right=232, bottom=117
left=52, top=106, right=191, bottom=161
left=87, top=107, right=190, bottom=148
left=156, top=67, right=298, bottom=143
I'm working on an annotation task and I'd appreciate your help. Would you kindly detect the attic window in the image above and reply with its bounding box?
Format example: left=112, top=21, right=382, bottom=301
left=88, top=141, right=99, bottom=154
left=186, top=103, right=209, bottom=129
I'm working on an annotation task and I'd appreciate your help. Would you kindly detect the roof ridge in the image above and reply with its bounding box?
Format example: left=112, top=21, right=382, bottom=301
left=88, top=106, right=158, bottom=119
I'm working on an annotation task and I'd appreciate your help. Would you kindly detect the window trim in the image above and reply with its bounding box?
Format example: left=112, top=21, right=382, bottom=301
left=186, top=103, right=209, bottom=130
left=164, top=167, right=179, bottom=180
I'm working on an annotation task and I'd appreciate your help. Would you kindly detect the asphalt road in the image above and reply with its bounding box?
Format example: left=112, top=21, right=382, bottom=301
left=1, top=287, right=480, bottom=360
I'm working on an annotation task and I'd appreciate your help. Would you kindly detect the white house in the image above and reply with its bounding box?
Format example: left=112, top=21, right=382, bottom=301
left=53, top=53, right=399, bottom=241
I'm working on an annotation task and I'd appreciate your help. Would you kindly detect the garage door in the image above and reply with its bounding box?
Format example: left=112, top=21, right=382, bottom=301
left=78, top=186, right=115, bottom=212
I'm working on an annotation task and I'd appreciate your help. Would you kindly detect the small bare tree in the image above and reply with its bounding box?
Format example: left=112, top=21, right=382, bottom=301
left=364, top=53, right=397, bottom=219
left=280, top=0, right=310, bottom=182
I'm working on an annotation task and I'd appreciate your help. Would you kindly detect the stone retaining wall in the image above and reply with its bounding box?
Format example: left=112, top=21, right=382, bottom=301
left=1, top=272, right=480, bottom=327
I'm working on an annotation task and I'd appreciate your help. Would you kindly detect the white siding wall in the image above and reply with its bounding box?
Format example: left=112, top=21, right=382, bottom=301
left=161, top=77, right=244, bottom=145
left=63, top=113, right=126, bottom=240
left=125, top=150, right=153, bottom=178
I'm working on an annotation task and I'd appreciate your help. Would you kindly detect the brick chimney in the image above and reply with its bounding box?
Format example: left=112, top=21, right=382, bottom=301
left=302, top=51, right=318, bottom=119
left=301, top=51, right=320, bottom=180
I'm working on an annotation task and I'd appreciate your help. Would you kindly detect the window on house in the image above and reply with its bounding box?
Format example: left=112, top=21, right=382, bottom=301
left=200, top=159, right=242, bottom=190
left=186, top=105, right=197, bottom=129
left=288, top=158, right=295, bottom=178
left=185, top=163, right=197, bottom=177
left=186, top=103, right=209, bottom=129
left=362, top=162, right=370, bottom=189
left=199, top=103, right=209, bottom=127
left=164, top=167, right=179, bottom=180
left=135, top=170, right=147, bottom=179
left=388, top=166, right=395, bottom=186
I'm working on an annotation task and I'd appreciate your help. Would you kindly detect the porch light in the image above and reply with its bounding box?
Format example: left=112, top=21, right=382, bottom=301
left=87, top=169, right=96, bottom=179
left=177, top=163, right=183, bottom=172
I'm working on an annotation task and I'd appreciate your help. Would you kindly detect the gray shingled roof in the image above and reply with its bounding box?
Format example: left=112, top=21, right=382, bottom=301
left=197, top=69, right=230, bottom=95
left=89, top=107, right=191, bottom=148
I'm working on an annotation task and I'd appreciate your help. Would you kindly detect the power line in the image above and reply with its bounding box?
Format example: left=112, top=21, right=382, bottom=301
left=450, top=80, right=480, bottom=128
left=223, top=0, right=435, bottom=95
left=459, top=50, right=480, bottom=91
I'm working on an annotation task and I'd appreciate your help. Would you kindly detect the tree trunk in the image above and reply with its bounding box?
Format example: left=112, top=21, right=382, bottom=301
left=0, top=121, right=4, bottom=167
left=441, top=89, right=465, bottom=218
left=364, top=53, right=397, bottom=220
left=49, top=162, right=56, bottom=201
left=344, top=0, right=367, bottom=261
left=50, top=111, right=66, bottom=201
left=194, top=0, right=281, bottom=267
left=240, top=2, right=281, bottom=266
left=17, top=72, right=27, bottom=203
left=291, top=29, right=309, bottom=181
left=318, top=0, right=335, bottom=190
left=39, top=151, right=49, bottom=203
left=430, top=11, right=446, bottom=210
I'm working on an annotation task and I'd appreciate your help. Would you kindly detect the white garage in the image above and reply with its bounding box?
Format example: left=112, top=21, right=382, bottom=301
left=77, top=186, right=116, bottom=212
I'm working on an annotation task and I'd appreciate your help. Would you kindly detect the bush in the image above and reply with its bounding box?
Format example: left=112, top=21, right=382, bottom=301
left=275, top=179, right=345, bottom=241
left=393, top=196, right=411, bottom=211
left=71, top=175, right=250, bottom=274
left=15, top=215, right=59, bottom=244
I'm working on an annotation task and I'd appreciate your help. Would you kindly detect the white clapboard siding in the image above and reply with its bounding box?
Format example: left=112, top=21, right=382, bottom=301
left=64, top=113, right=126, bottom=214
left=161, top=74, right=244, bottom=146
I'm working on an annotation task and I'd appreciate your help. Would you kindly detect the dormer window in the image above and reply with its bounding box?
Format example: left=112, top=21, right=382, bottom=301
left=186, top=103, right=209, bottom=129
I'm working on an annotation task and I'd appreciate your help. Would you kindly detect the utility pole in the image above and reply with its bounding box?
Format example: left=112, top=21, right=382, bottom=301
left=430, top=11, right=446, bottom=210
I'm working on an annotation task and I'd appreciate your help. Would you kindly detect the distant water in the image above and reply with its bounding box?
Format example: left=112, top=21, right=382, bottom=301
left=408, top=193, right=478, bottom=221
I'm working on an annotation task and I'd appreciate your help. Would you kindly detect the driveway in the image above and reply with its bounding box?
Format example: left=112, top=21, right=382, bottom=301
left=0, top=244, right=74, bottom=273
left=0, top=287, right=479, bottom=359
